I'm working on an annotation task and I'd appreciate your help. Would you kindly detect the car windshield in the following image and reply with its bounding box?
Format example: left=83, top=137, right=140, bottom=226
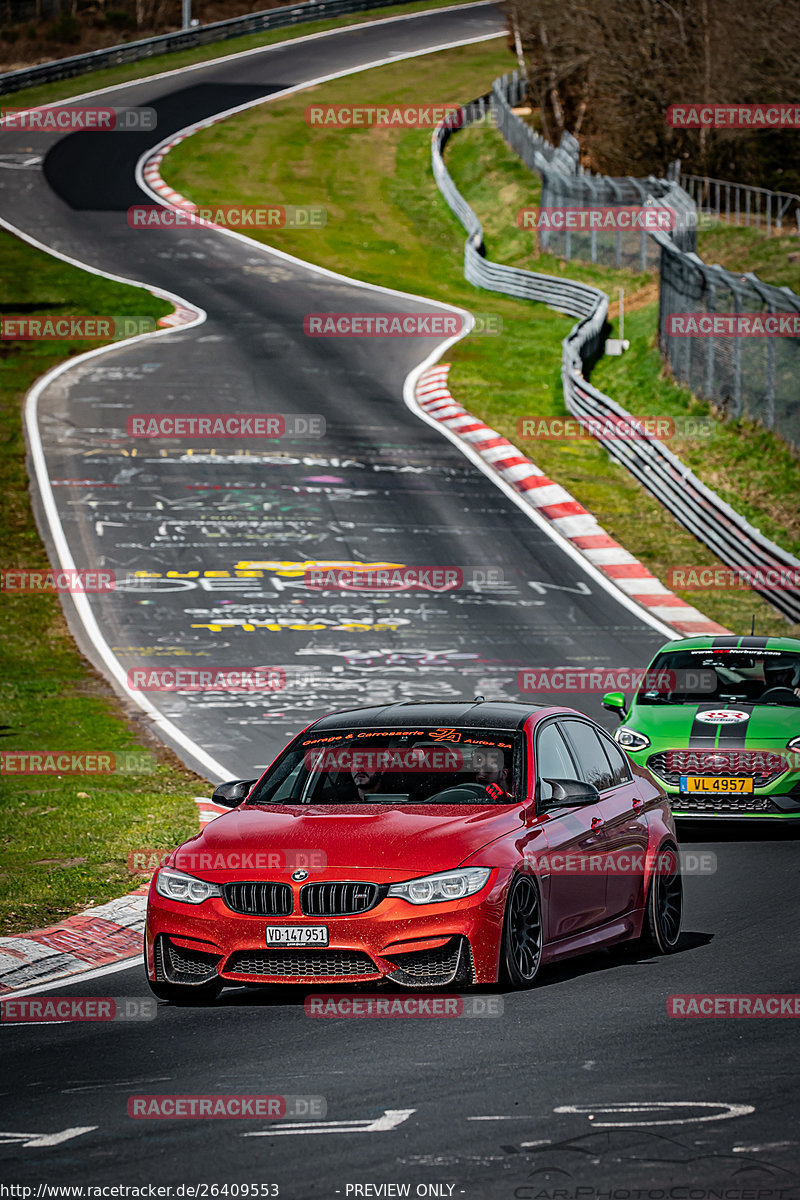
left=246, top=727, right=522, bottom=805
left=636, top=648, right=800, bottom=707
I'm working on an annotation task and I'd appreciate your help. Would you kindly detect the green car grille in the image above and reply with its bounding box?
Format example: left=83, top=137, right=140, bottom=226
left=674, top=793, right=771, bottom=813
left=647, top=749, right=789, bottom=788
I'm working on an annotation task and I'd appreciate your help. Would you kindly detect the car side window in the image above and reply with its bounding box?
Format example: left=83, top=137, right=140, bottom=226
left=561, top=720, right=615, bottom=792
left=535, top=721, right=580, bottom=803
left=598, top=729, right=632, bottom=785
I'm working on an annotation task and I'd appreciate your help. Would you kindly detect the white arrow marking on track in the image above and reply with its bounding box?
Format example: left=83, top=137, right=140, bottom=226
left=0, top=1127, right=97, bottom=1147
left=554, top=1102, right=754, bottom=1127
left=243, top=1109, right=415, bottom=1137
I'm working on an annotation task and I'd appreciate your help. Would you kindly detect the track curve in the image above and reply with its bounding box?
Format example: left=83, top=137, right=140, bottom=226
left=1, top=11, right=798, bottom=1195
left=1, top=2, right=667, bottom=779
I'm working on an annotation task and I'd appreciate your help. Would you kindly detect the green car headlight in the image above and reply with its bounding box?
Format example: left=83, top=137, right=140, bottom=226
left=615, top=728, right=651, bottom=751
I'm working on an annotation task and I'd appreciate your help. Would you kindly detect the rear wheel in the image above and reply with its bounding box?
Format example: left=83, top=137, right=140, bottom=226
left=642, top=843, right=682, bottom=953
left=501, top=874, right=543, bottom=987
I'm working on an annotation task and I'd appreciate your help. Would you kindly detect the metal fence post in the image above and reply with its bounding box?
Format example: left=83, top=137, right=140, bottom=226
left=704, top=281, right=716, bottom=400
left=731, top=280, right=744, bottom=419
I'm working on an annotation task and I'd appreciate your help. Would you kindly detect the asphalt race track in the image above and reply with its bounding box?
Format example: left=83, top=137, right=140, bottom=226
left=0, top=1, right=668, bottom=780
left=0, top=4, right=798, bottom=1195
left=2, top=828, right=799, bottom=1194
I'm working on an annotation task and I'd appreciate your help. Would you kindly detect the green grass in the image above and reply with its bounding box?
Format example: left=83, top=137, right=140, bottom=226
left=163, top=41, right=800, bottom=640
left=4, top=0, right=474, bottom=110
left=591, top=303, right=800, bottom=560
left=697, top=223, right=800, bottom=294
left=3, top=25, right=798, bottom=933
left=0, top=230, right=203, bottom=935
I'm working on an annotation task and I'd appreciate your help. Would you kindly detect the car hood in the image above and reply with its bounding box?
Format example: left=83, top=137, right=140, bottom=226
left=626, top=701, right=800, bottom=746
left=171, top=803, right=527, bottom=880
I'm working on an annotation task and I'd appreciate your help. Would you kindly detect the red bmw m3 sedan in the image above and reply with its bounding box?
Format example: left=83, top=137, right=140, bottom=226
left=145, top=701, right=682, bottom=1001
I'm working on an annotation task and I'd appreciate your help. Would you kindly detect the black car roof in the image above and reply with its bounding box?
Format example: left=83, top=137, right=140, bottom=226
left=308, top=700, right=545, bottom=734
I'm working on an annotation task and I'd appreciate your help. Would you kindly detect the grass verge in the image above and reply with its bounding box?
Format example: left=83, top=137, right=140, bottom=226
left=0, top=230, right=202, bottom=935
left=162, top=39, right=800, bottom=639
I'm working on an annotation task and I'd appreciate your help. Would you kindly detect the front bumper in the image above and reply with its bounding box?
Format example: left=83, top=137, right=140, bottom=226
left=146, top=871, right=508, bottom=988
left=668, top=790, right=800, bottom=818
left=636, top=749, right=800, bottom=818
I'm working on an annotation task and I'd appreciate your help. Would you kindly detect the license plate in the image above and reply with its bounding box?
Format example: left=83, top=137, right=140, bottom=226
left=680, top=775, right=754, bottom=794
left=265, top=925, right=328, bottom=946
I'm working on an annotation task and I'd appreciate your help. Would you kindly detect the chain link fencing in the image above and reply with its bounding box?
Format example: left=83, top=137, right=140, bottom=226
left=672, top=166, right=800, bottom=235
left=490, top=70, right=800, bottom=452
left=432, top=89, right=800, bottom=623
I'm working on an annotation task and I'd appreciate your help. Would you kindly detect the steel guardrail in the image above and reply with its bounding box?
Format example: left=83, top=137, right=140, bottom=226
left=432, top=88, right=800, bottom=623
left=491, top=73, right=800, bottom=452
left=0, top=0, right=420, bottom=96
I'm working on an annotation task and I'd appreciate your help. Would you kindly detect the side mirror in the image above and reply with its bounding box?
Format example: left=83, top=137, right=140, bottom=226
left=212, top=778, right=257, bottom=808
left=602, top=691, right=628, bottom=720
left=541, top=777, right=601, bottom=808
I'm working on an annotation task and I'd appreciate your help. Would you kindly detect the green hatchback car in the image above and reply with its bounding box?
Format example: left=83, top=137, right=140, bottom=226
left=602, top=635, right=800, bottom=819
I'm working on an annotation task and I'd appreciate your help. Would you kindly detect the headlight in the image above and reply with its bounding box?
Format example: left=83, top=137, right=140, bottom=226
left=387, top=867, right=491, bottom=904
left=155, top=867, right=221, bottom=905
left=615, top=728, right=651, bottom=750
left=787, top=737, right=800, bottom=753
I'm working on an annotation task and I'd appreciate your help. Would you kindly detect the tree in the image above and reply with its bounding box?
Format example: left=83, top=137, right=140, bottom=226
left=505, top=0, right=800, bottom=188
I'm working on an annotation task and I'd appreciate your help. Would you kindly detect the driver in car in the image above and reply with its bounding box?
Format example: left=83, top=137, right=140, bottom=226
left=350, top=764, right=384, bottom=800
left=762, top=661, right=800, bottom=699
left=474, top=749, right=512, bottom=798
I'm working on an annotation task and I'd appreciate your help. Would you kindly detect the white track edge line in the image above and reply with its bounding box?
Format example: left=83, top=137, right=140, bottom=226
left=131, top=33, right=678, bottom=640
left=1, top=956, right=143, bottom=999
left=403, top=361, right=678, bottom=639
left=0, top=220, right=233, bottom=781
left=7, top=25, right=505, bottom=785
left=14, top=17, right=673, bottom=803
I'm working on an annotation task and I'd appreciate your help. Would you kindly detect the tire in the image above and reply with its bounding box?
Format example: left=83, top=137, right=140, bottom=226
left=641, top=842, right=683, bottom=954
left=144, top=948, right=222, bottom=1005
left=500, top=874, right=543, bottom=988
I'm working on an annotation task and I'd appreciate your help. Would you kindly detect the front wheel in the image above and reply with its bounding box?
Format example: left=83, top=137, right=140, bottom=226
left=501, top=874, right=543, bottom=987
left=642, top=843, right=683, bottom=953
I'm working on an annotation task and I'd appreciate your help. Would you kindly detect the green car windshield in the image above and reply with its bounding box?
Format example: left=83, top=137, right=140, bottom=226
left=637, top=648, right=800, bottom=707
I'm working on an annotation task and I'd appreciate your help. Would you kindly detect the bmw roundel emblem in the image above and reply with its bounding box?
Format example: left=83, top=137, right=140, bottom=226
left=292, top=869, right=309, bottom=881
